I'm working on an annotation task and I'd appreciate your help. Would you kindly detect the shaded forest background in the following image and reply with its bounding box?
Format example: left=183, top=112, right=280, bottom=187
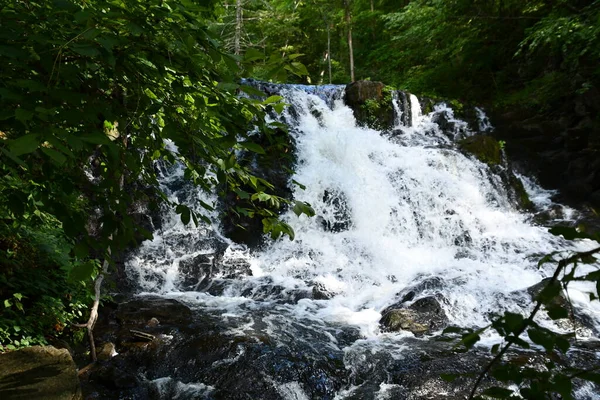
left=224, top=0, right=599, bottom=112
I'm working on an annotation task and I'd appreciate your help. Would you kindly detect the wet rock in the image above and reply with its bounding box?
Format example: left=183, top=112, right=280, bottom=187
left=88, top=363, right=139, bottom=390
left=312, top=283, right=337, bottom=300
left=397, top=276, right=445, bottom=303
left=0, top=345, right=82, bottom=400
left=432, top=109, right=470, bottom=141
left=97, top=342, right=117, bottom=362
left=380, top=296, right=449, bottom=336
left=219, top=257, right=252, bottom=279
left=458, top=135, right=502, bottom=166
left=320, top=189, right=352, bottom=233
left=453, top=230, right=473, bottom=246
left=532, top=205, right=566, bottom=225
left=526, top=278, right=569, bottom=309
left=116, top=297, right=192, bottom=326
left=345, top=80, right=385, bottom=106
left=345, top=81, right=394, bottom=130
left=178, top=253, right=214, bottom=291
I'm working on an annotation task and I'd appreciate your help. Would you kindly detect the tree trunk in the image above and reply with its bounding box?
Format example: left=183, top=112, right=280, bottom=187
left=76, top=130, right=127, bottom=363
left=327, top=23, right=332, bottom=84
left=344, top=0, right=355, bottom=82
left=370, top=0, right=374, bottom=12
left=234, top=0, right=243, bottom=56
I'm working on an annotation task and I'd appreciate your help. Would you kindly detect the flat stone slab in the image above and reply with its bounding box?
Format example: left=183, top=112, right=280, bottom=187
left=0, top=346, right=81, bottom=400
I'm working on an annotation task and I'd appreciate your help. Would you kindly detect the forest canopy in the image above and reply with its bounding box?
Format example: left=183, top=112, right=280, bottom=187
left=224, top=0, right=599, bottom=112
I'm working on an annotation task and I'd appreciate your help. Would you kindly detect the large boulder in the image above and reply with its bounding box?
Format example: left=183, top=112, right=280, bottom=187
left=459, top=135, right=534, bottom=210
left=115, top=297, right=192, bottom=327
left=345, top=81, right=395, bottom=130
left=0, top=346, right=82, bottom=400
left=380, top=296, right=449, bottom=336
left=458, top=135, right=502, bottom=166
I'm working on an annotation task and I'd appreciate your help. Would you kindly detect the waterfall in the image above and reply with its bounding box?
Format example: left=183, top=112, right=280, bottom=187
left=123, top=85, right=600, bottom=399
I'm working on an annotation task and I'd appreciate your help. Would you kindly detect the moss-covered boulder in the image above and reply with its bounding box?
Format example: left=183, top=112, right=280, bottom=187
left=459, top=135, right=534, bottom=210
left=0, top=346, right=82, bottom=400
left=380, top=296, right=449, bottom=336
left=508, top=172, right=534, bottom=210
left=458, top=135, right=502, bottom=166
left=345, top=81, right=394, bottom=131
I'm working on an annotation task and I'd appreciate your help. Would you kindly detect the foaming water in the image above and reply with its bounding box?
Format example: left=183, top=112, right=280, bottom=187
left=124, top=86, right=600, bottom=398
left=248, top=89, right=597, bottom=335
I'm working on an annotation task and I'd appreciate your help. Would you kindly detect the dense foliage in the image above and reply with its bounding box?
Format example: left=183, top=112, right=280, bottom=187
left=0, top=0, right=311, bottom=352
left=225, top=0, right=599, bottom=111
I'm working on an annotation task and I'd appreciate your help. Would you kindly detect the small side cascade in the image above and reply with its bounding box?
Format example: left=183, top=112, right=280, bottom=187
left=475, top=106, right=494, bottom=132
left=409, top=94, right=422, bottom=128
left=391, top=91, right=403, bottom=129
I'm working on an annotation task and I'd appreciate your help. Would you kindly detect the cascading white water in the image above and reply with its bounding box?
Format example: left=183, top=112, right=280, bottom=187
left=246, top=89, right=599, bottom=336
left=125, top=86, right=600, bottom=399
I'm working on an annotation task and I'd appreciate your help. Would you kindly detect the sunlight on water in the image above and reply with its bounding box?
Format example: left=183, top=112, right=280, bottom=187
left=124, top=85, right=600, bottom=398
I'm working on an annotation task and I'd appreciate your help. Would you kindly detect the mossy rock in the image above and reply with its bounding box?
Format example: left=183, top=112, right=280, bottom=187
left=508, top=172, right=534, bottom=210
left=380, top=309, right=429, bottom=334
left=380, top=296, right=449, bottom=336
left=459, top=135, right=502, bottom=166
left=345, top=81, right=394, bottom=131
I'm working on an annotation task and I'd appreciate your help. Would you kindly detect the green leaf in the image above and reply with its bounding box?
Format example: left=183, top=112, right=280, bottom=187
left=1, top=148, right=27, bottom=167
left=240, top=141, right=266, bottom=154
left=73, top=243, right=89, bottom=258
left=527, top=327, right=554, bottom=352
left=234, top=189, right=250, bottom=199
left=461, top=332, right=481, bottom=349
left=481, top=386, right=514, bottom=398
left=290, top=61, right=309, bottom=76
left=240, top=85, right=267, bottom=97
left=547, top=304, right=569, bottom=320
left=504, top=312, right=524, bottom=333
left=10, top=134, right=40, bottom=156
left=579, top=372, right=600, bottom=385
left=199, top=200, right=214, bottom=211
left=69, top=261, right=95, bottom=282
left=491, top=343, right=500, bottom=354
left=552, top=374, right=573, bottom=399
left=15, top=108, right=34, bottom=123
left=555, top=336, right=570, bottom=353
left=80, top=132, right=112, bottom=145
left=292, top=180, right=306, bottom=190
left=217, top=82, right=239, bottom=91
left=263, top=95, right=283, bottom=105
left=549, top=226, right=590, bottom=240
left=273, top=102, right=286, bottom=114
left=442, top=326, right=463, bottom=334
left=538, top=281, right=561, bottom=304
left=177, top=205, right=191, bottom=225
left=510, top=336, right=531, bottom=348
left=70, top=43, right=100, bottom=57
left=244, top=48, right=264, bottom=62
left=292, top=201, right=316, bottom=217
left=41, top=147, right=67, bottom=165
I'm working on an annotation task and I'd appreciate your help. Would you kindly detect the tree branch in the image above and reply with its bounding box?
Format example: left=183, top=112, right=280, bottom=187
left=468, top=246, right=600, bottom=399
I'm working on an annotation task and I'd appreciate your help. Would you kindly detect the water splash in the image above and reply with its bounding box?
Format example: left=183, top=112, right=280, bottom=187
left=125, top=85, right=600, bottom=398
